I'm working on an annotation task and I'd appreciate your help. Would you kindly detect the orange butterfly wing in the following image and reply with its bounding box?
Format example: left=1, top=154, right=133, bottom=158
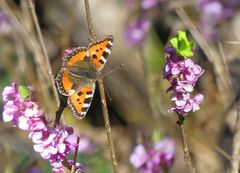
left=55, top=47, right=89, bottom=96
left=56, top=35, right=114, bottom=119
left=88, top=35, right=113, bottom=71
left=67, top=83, right=95, bottom=119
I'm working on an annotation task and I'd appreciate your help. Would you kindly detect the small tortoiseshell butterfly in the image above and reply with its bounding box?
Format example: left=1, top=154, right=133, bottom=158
left=55, top=35, right=113, bottom=119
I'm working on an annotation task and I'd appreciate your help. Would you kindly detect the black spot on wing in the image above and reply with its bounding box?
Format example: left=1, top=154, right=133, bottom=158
left=86, top=91, right=92, bottom=95
left=102, top=51, right=109, bottom=59
left=106, top=44, right=111, bottom=49
left=92, top=54, right=97, bottom=59
left=99, top=59, right=104, bottom=64
left=77, top=91, right=83, bottom=96
left=84, top=97, right=92, bottom=104
left=84, top=55, right=90, bottom=61
left=81, top=107, right=88, bottom=112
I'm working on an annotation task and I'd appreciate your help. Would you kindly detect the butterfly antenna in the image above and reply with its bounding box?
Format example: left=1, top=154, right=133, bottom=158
left=101, top=64, right=123, bottom=79
left=104, top=86, right=112, bottom=101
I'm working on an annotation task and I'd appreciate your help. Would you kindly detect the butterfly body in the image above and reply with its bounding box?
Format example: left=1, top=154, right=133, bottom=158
left=55, top=35, right=113, bottom=119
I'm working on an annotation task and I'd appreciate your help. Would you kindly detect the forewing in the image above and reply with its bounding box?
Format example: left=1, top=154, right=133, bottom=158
left=63, top=47, right=88, bottom=68
left=67, top=83, right=95, bottom=119
left=56, top=47, right=92, bottom=96
left=88, top=35, right=113, bottom=71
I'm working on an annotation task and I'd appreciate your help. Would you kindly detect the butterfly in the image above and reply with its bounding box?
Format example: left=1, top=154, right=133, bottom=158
left=55, top=35, right=113, bottom=119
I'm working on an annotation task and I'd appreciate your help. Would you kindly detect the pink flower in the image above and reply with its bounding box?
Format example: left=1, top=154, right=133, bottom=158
left=66, top=135, right=95, bottom=153
left=130, top=138, right=175, bottom=173
left=2, top=83, right=82, bottom=172
left=2, top=82, right=19, bottom=101
left=124, top=18, right=151, bottom=46
left=32, top=127, right=75, bottom=163
left=0, top=11, right=12, bottom=34
left=52, top=160, right=84, bottom=173
left=2, top=100, right=20, bottom=122
left=130, top=144, right=148, bottom=168
left=163, top=46, right=204, bottom=116
left=141, top=0, right=160, bottom=9
left=154, top=138, right=175, bottom=168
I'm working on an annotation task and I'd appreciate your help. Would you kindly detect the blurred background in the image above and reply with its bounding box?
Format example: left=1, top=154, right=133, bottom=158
left=0, top=0, right=240, bottom=172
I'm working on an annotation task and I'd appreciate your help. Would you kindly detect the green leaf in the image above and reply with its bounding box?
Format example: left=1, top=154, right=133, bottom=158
left=152, top=130, right=163, bottom=142
left=18, top=85, right=31, bottom=99
left=169, top=31, right=194, bottom=58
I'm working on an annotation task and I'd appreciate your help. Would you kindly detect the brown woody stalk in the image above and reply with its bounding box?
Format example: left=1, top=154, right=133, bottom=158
left=230, top=107, right=240, bottom=173
left=83, top=0, right=119, bottom=173
left=0, top=0, right=54, bottom=113
left=71, top=136, right=80, bottom=173
left=177, top=114, right=196, bottom=173
left=27, top=0, right=60, bottom=106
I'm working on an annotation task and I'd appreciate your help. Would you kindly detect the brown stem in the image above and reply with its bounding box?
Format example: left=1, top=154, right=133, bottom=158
left=84, top=0, right=97, bottom=41
left=71, top=136, right=80, bottom=173
left=83, top=1, right=119, bottom=172
left=230, top=107, right=240, bottom=173
left=177, top=114, right=196, bottom=173
left=54, top=95, right=68, bottom=127
left=27, top=0, right=60, bottom=106
left=97, top=79, right=119, bottom=173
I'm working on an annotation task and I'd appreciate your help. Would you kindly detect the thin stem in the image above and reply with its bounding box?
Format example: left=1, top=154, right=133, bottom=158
left=71, top=136, right=80, bottom=173
left=177, top=114, right=196, bottom=173
left=230, top=107, right=240, bottom=173
left=54, top=95, right=68, bottom=127
left=84, top=0, right=97, bottom=41
left=97, top=79, right=119, bottom=173
left=27, top=0, right=60, bottom=106
left=83, top=1, right=119, bottom=172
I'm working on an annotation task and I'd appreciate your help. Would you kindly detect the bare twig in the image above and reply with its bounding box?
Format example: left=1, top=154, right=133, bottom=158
left=230, top=107, right=240, bottom=173
left=83, top=1, right=119, bottom=173
left=98, top=80, right=119, bottom=173
left=84, top=0, right=96, bottom=41
left=190, top=134, right=232, bottom=161
left=54, top=95, right=68, bottom=127
left=12, top=30, right=28, bottom=76
left=0, top=0, right=54, bottom=113
left=71, top=136, right=80, bottom=173
left=177, top=114, right=196, bottom=173
left=27, top=0, right=60, bottom=106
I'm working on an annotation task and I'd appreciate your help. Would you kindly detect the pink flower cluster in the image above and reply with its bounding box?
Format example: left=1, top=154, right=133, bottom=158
left=52, top=160, right=84, bottom=173
left=130, top=138, right=175, bottom=173
left=126, top=0, right=160, bottom=10
left=2, top=83, right=84, bottom=173
left=163, top=47, right=204, bottom=116
left=124, top=0, right=162, bottom=47
left=197, top=0, right=240, bottom=41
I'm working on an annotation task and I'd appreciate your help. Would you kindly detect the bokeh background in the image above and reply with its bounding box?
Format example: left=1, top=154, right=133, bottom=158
left=0, top=0, right=240, bottom=172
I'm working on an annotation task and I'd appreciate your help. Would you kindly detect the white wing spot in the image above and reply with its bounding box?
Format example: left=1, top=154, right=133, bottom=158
left=104, top=48, right=111, bottom=54
left=83, top=103, right=90, bottom=107
left=69, top=89, right=75, bottom=95
left=100, top=57, right=107, bottom=63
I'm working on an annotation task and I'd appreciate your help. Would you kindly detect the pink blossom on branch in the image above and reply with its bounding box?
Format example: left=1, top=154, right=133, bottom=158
left=130, top=138, right=175, bottom=173
left=1, top=83, right=84, bottom=173
left=163, top=31, right=204, bottom=116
